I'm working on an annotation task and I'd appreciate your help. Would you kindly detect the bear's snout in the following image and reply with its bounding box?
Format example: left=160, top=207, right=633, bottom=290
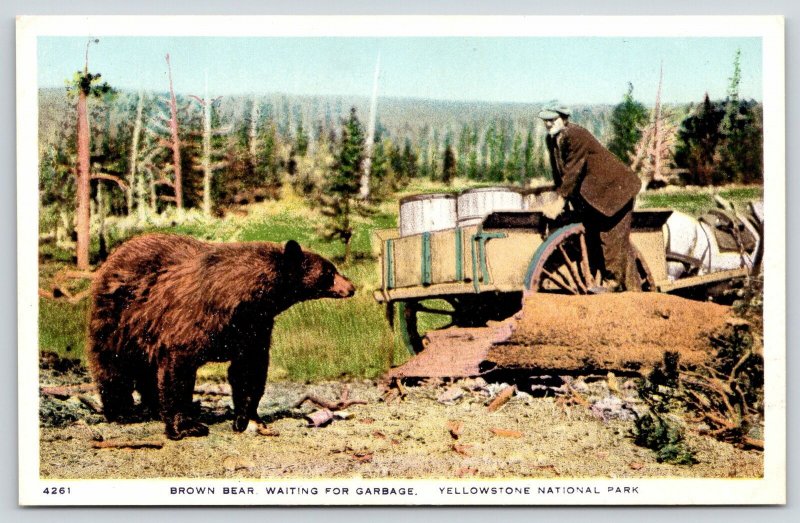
left=331, top=273, right=356, bottom=298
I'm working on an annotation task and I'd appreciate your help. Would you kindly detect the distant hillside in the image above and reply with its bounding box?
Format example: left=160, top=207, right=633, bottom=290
left=38, top=88, right=637, bottom=150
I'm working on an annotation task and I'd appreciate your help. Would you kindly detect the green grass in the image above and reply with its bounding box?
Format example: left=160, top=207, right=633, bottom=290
left=39, top=298, right=89, bottom=361
left=39, top=181, right=763, bottom=381
left=637, top=186, right=763, bottom=216
left=270, top=294, right=406, bottom=381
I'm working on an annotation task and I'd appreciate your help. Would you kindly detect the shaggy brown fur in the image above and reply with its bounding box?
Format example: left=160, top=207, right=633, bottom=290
left=88, top=233, right=354, bottom=440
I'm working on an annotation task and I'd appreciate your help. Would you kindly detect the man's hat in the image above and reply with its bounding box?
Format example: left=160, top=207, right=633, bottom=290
left=538, top=106, right=572, bottom=120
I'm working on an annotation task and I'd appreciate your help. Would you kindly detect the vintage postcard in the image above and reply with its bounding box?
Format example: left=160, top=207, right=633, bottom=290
left=17, top=15, right=785, bottom=505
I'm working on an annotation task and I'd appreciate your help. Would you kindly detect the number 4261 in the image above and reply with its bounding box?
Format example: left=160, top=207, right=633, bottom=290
left=43, top=487, right=70, bottom=495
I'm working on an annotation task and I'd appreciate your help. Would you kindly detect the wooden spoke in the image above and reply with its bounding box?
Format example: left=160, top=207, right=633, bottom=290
left=558, top=244, right=588, bottom=293
left=555, top=262, right=579, bottom=292
left=528, top=223, right=654, bottom=296
left=542, top=269, right=578, bottom=294
left=578, top=233, right=595, bottom=288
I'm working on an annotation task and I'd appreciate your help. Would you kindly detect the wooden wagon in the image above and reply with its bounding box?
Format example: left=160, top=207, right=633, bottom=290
left=373, top=197, right=760, bottom=354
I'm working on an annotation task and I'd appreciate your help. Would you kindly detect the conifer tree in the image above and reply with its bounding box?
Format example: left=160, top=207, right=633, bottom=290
left=442, top=142, right=456, bottom=186
left=608, top=83, right=649, bottom=163
left=319, top=107, right=366, bottom=263
left=716, top=49, right=762, bottom=184
left=674, top=94, right=724, bottom=185
left=522, top=128, right=535, bottom=186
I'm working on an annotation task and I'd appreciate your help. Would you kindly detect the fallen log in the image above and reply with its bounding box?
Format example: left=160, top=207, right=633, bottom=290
left=91, top=439, right=164, bottom=450
left=40, top=384, right=96, bottom=398
left=293, top=386, right=367, bottom=411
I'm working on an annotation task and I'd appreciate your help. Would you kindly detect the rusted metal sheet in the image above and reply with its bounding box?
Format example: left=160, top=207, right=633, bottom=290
left=385, top=321, right=515, bottom=379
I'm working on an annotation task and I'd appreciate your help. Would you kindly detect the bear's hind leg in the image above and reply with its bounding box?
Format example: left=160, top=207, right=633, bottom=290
left=134, top=361, right=160, bottom=420
left=92, top=352, right=136, bottom=422
left=157, top=353, right=208, bottom=440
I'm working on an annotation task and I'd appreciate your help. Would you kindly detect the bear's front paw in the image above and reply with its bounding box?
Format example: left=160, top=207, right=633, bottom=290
left=232, top=415, right=266, bottom=433
left=232, top=416, right=251, bottom=432
left=165, top=419, right=210, bottom=440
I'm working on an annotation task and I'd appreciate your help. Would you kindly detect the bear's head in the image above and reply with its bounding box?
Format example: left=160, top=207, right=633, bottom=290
left=282, top=240, right=355, bottom=302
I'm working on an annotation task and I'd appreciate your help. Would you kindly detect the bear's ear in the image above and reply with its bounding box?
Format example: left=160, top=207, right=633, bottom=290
left=283, top=240, right=304, bottom=271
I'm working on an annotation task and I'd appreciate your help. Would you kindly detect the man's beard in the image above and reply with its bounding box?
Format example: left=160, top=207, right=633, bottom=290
left=548, top=119, right=565, bottom=136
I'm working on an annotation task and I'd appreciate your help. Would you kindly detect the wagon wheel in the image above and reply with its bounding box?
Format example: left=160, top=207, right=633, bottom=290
left=395, top=299, right=455, bottom=355
left=393, top=293, right=524, bottom=355
left=525, top=223, right=654, bottom=294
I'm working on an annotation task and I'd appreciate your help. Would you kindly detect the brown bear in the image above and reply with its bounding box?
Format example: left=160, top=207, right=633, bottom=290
left=88, top=233, right=355, bottom=440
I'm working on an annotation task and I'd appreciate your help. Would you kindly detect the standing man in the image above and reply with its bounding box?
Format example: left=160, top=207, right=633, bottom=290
left=538, top=106, right=643, bottom=292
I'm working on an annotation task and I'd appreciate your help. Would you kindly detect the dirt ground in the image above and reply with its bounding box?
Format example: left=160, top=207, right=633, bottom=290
left=39, top=369, right=763, bottom=480
left=38, top=292, right=763, bottom=480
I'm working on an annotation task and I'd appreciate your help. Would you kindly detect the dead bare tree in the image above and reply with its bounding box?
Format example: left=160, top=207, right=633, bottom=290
left=71, top=38, right=115, bottom=269
left=189, top=72, right=229, bottom=217
left=249, top=96, right=261, bottom=161
left=359, top=53, right=380, bottom=200
left=127, top=90, right=145, bottom=215
left=165, top=53, right=183, bottom=209
left=140, top=54, right=188, bottom=211
left=631, top=64, right=678, bottom=188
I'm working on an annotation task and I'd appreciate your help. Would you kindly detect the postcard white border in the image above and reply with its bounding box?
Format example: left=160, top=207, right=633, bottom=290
left=17, top=14, right=786, bottom=506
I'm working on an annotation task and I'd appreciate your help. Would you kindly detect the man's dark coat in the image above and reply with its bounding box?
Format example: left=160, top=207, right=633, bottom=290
left=546, top=123, right=641, bottom=216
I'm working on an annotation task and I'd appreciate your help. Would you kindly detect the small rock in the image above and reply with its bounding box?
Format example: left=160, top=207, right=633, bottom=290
left=437, top=387, right=464, bottom=404
left=589, top=396, right=636, bottom=422
left=571, top=379, right=590, bottom=394
left=223, top=456, right=255, bottom=472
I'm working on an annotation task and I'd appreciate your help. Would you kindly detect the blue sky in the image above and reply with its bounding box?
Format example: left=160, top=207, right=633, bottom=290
left=37, top=36, right=762, bottom=105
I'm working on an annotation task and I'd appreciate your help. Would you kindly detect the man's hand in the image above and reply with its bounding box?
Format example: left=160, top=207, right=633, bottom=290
left=540, top=194, right=565, bottom=219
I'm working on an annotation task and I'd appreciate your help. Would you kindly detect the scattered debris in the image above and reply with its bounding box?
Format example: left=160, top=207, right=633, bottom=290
left=294, top=385, right=367, bottom=411
left=452, top=444, right=473, bottom=457
left=590, top=396, right=637, bottom=422
left=534, top=464, right=560, bottom=475
left=457, top=467, right=479, bottom=477
left=39, top=269, right=95, bottom=304
left=561, top=382, right=590, bottom=408
left=223, top=455, right=255, bottom=472
left=607, top=372, right=621, bottom=394
left=487, top=385, right=516, bottom=412
left=194, top=383, right=232, bottom=396
left=40, top=383, right=96, bottom=399
left=77, top=395, right=103, bottom=414
left=447, top=420, right=463, bottom=440
left=352, top=451, right=374, bottom=463
left=461, top=377, right=488, bottom=392
left=91, top=439, right=164, bottom=450
left=437, top=387, right=464, bottom=404
left=489, top=428, right=522, bottom=438
left=306, top=409, right=335, bottom=428
left=257, top=425, right=280, bottom=437
left=381, top=377, right=409, bottom=404
left=569, top=379, right=590, bottom=394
